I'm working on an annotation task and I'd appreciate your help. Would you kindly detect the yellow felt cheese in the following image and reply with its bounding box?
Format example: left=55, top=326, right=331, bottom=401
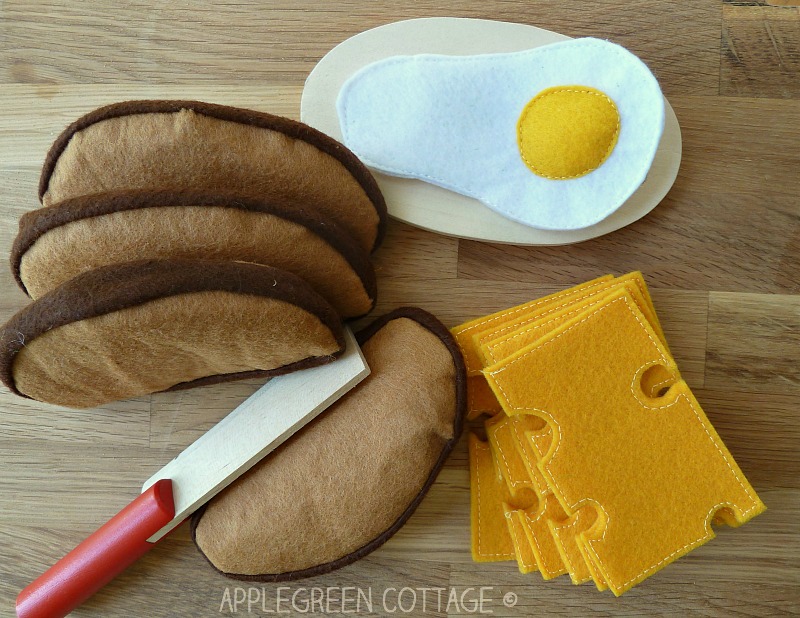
left=482, top=295, right=622, bottom=588
left=480, top=283, right=664, bottom=589
left=469, top=274, right=630, bottom=363
left=548, top=507, right=601, bottom=586
left=466, top=375, right=503, bottom=420
left=477, top=271, right=666, bottom=368
left=486, top=414, right=541, bottom=502
left=469, top=433, right=515, bottom=562
left=469, top=276, right=619, bottom=373
left=519, top=424, right=604, bottom=587
left=503, top=504, right=539, bottom=574
left=508, top=415, right=551, bottom=497
left=480, top=273, right=674, bottom=401
left=451, top=274, right=613, bottom=376
left=489, top=414, right=584, bottom=581
left=457, top=279, right=622, bottom=419
left=484, top=289, right=766, bottom=595
left=516, top=495, right=569, bottom=580
left=522, top=379, right=715, bottom=587
left=480, top=273, right=682, bottom=586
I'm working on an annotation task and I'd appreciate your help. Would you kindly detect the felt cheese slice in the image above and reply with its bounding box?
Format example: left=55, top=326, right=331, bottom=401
left=192, top=308, right=466, bottom=580
left=548, top=508, right=604, bottom=587
left=452, top=274, right=613, bottom=377
left=477, top=427, right=565, bottom=575
left=512, top=421, right=603, bottom=586
left=517, top=495, right=569, bottom=580
left=12, top=190, right=376, bottom=318
left=484, top=286, right=739, bottom=588
left=503, top=505, right=539, bottom=574
left=337, top=38, right=665, bottom=230
left=457, top=272, right=666, bottom=417
left=466, top=375, right=503, bottom=420
left=469, top=434, right=515, bottom=562
left=0, top=259, right=344, bottom=409
left=485, top=409, right=603, bottom=584
left=486, top=414, right=543, bottom=500
left=454, top=275, right=613, bottom=420
left=488, top=413, right=583, bottom=580
left=467, top=277, right=669, bottom=587
left=474, top=271, right=666, bottom=367
left=479, top=274, right=674, bottom=399
left=519, top=423, right=601, bottom=587
left=484, top=283, right=669, bottom=588
left=483, top=290, right=766, bottom=595
left=39, top=100, right=387, bottom=253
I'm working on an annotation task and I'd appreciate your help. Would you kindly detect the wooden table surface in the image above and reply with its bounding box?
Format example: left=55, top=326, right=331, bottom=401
left=1, top=2, right=798, bottom=616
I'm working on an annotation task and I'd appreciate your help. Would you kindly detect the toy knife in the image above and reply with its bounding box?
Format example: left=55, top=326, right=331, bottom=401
left=16, top=327, right=369, bottom=618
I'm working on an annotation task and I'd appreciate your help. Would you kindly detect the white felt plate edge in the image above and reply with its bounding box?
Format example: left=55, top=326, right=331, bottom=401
left=301, top=17, right=682, bottom=246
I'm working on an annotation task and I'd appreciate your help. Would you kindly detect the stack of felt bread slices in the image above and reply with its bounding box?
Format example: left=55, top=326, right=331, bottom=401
left=1, top=100, right=388, bottom=409
left=1, top=100, right=468, bottom=583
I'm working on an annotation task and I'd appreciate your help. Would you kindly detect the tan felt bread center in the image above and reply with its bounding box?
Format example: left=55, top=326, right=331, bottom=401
left=13, top=292, right=340, bottom=409
left=193, top=316, right=459, bottom=577
left=19, top=205, right=374, bottom=317
left=43, top=109, right=380, bottom=252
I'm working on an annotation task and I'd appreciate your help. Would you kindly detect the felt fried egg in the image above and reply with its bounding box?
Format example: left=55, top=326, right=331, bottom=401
left=337, top=38, right=665, bottom=231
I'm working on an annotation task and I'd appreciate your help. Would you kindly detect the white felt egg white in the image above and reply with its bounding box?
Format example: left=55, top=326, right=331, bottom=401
left=336, top=37, right=665, bottom=231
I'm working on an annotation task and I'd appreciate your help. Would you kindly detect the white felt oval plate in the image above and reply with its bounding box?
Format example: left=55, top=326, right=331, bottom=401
left=301, top=17, right=682, bottom=245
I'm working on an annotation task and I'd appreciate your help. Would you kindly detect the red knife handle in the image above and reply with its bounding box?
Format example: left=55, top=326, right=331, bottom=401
left=16, top=479, right=175, bottom=618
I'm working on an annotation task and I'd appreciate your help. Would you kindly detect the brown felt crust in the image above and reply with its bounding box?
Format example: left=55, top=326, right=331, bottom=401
left=189, top=306, right=467, bottom=582
left=38, top=100, right=387, bottom=252
left=0, top=259, right=345, bottom=400
left=10, top=189, right=377, bottom=316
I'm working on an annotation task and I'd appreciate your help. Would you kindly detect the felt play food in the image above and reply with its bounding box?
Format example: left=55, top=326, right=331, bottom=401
left=475, top=271, right=668, bottom=368
left=303, top=18, right=683, bottom=246
left=469, top=434, right=515, bottom=562
left=486, top=412, right=572, bottom=580
left=484, top=289, right=765, bottom=594
left=504, top=507, right=539, bottom=574
left=454, top=275, right=615, bottom=421
left=0, top=259, right=345, bottom=409
left=192, top=307, right=466, bottom=581
left=337, top=38, right=665, bottom=231
left=466, top=374, right=504, bottom=420
left=11, top=190, right=377, bottom=318
left=453, top=272, right=672, bottom=419
left=458, top=276, right=765, bottom=595
left=453, top=274, right=614, bottom=377
left=39, top=100, right=387, bottom=253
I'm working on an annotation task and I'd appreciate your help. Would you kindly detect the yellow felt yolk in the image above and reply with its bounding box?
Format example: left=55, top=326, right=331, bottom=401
left=517, top=86, right=621, bottom=180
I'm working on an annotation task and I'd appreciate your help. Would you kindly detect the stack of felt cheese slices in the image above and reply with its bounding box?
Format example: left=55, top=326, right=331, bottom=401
left=1, top=100, right=468, bottom=582
left=452, top=274, right=764, bottom=595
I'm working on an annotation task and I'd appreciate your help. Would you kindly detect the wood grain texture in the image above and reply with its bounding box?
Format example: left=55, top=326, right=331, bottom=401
left=0, top=2, right=798, bottom=617
left=706, top=292, right=800, bottom=394
left=0, top=0, right=722, bottom=95
left=721, top=3, right=800, bottom=98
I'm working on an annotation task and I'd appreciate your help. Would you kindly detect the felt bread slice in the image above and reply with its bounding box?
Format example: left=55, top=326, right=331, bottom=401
left=12, top=190, right=377, bottom=318
left=0, top=259, right=344, bottom=409
left=191, top=307, right=466, bottom=581
left=39, top=100, right=387, bottom=253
